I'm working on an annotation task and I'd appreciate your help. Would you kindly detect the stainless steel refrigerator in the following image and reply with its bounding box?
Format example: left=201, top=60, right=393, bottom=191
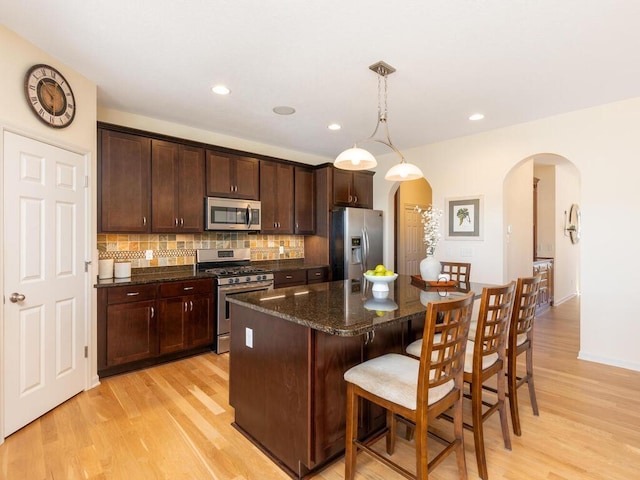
left=330, top=207, right=384, bottom=281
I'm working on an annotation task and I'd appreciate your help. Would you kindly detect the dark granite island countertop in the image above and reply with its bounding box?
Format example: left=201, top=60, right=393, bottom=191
left=226, top=275, right=488, bottom=337
left=226, top=275, right=490, bottom=479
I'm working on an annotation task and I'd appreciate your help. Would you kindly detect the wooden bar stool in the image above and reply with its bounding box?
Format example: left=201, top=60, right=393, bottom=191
left=507, top=275, right=542, bottom=436
left=440, top=262, right=471, bottom=284
left=407, top=283, right=516, bottom=480
left=343, top=292, right=475, bottom=480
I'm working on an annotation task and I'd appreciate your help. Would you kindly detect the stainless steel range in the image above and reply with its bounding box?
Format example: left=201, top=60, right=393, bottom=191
left=196, top=248, right=273, bottom=353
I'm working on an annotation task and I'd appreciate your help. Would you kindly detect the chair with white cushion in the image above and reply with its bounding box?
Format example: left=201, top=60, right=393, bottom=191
left=507, top=275, right=542, bottom=436
left=344, top=292, right=475, bottom=480
left=407, top=282, right=516, bottom=480
left=440, top=262, right=471, bottom=285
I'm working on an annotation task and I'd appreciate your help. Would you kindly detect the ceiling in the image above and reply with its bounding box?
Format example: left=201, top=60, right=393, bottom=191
left=2, top=1, right=640, bottom=162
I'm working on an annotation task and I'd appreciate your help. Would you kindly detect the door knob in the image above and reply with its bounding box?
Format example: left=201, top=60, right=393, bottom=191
left=9, top=292, right=25, bottom=303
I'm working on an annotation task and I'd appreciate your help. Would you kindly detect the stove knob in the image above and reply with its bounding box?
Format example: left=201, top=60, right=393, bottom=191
left=245, top=276, right=250, bottom=282
left=228, top=278, right=234, bottom=285
left=235, top=278, right=240, bottom=284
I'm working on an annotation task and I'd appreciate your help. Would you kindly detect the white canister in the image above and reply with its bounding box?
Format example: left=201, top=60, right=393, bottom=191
left=98, top=259, right=114, bottom=279
left=114, top=261, right=132, bottom=278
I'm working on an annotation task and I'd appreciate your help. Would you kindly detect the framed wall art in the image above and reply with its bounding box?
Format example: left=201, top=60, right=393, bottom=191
left=446, top=196, right=483, bottom=240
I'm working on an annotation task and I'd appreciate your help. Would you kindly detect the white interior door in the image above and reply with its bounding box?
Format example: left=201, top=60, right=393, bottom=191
left=403, top=204, right=424, bottom=275
left=3, top=131, right=86, bottom=436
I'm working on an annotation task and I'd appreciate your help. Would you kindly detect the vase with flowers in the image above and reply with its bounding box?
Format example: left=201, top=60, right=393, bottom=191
left=415, top=205, right=443, bottom=281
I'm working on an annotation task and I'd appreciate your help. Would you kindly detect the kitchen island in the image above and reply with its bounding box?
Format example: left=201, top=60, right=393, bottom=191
left=226, top=275, right=487, bottom=478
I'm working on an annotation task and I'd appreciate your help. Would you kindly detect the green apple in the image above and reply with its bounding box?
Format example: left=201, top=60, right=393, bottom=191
left=365, top=269, right=375, bottom=276
left=374, top=264, right=386, bottom=273
left=384, top=270, right=395, bottom=276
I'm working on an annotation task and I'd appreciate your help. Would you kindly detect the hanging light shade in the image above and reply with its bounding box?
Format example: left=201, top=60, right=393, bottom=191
left=334, top=146, right=377, bottom=170
left=384, top=160, right=424, bottom=181
left=334, top=61, right=423, bottom=182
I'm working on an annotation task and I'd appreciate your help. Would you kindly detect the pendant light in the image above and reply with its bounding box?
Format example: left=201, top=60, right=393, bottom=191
left=334, top=61, right=423, bottom=181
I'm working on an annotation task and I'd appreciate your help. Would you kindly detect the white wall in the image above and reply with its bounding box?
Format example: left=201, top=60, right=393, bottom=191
left=0, top=25, right=98, bottom=441
left=554, top=163, right=581, bottom=303
left=374, top=97, right=640, bottom=371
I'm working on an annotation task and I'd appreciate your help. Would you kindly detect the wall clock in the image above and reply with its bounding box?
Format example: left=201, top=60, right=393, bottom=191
left=565, top=203, right=581, bottom=244
left=24, top=64, right=76, bottom=128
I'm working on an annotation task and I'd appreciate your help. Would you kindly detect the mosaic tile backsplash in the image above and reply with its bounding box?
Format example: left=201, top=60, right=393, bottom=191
left=97, top=232, right=305, bottom=268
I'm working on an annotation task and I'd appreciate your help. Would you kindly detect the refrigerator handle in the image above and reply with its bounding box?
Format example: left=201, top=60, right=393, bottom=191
left=362, top=227, right=369, bottom=271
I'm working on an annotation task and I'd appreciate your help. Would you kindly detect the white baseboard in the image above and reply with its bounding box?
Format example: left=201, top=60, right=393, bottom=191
left=578, top=351, right=640, bottom=372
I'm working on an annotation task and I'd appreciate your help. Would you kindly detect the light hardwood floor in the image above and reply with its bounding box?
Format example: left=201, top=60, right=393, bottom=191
left=2, top=296, right=640, bottom=479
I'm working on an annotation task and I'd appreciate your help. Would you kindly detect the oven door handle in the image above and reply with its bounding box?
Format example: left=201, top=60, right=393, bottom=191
left=218, top=281, right=273, bottom=294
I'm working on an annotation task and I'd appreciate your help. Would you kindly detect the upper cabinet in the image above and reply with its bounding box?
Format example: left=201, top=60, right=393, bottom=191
left=151, top=140, right=204, bottom=233
left=294, top=167, right=316, bottom=235
left=260, top=161, right=294, bottom=234
left=332, top=169, right=374, bottom=209
left=206, top=151, right=260, bottom=200
left=99, top=129, right=151, bottom=233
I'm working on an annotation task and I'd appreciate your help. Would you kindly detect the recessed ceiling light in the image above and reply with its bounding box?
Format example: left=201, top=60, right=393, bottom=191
left=212, top=85, right=230, bottom=95
left=273, top=106, right=296, bottom=115
left=328, top=123, right=341, bottom=131
left=469, top=113, right=485, bottom=121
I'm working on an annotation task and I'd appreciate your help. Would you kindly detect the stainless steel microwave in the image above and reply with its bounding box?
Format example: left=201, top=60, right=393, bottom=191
left=205, top=197, right=261, bottom=231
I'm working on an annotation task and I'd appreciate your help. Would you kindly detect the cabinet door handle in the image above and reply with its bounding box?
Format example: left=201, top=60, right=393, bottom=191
left=175, top=218, right=179, bottom=226
left=314, top=272, right=321, bottom=277
left=184, top=302, right=188, bottom=312
left=285, top=275, right=293, bottom=279
left=348, top=195, right=353, bottom=202
left=126, top=292, right=140, bottom=296
left=354, top=195, right=358, bottom=203
left=143, top=216, right=147, bottom=226
left=190, top=300, right=193, bottom=312
left=183, top=286, right=194, bottom=291
left=180, top=218, right=184, bottom=227
left=150, top=306, right=155, bottom=318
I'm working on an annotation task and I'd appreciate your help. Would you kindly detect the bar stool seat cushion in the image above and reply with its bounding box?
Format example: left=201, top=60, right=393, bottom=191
left=463, top=340, right=498, bottom=374
left=344, top=353, right=454, bottom=410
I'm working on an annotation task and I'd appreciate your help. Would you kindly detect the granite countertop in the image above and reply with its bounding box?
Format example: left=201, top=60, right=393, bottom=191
left=226, top=275, right=490, bottom=337
left=94, top=261, right=329, bottom=288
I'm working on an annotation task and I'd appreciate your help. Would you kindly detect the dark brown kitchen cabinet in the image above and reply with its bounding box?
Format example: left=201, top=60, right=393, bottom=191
left=306, top=267, right=328, bottom=284
left=158, top=279, right=213, bottom=354
left=294, top=167, right=315, bottom=234
left=260, top=161, right=294, bottom=234
left=332, top=169, right=373, bottom=208
left=303, top=166, right=375, bottom=269
left=151, top=140, right=205, bottom=233
left=97, top=278, right=214, bottom=378
left=206, top=151, right=260, bottom=200
left=230, top=302, right=410, bottom=476
left=99, top=284, right=158, bottom=369
left=273, top=269, right=307, bottom=288
left=98, top=129, right=151, bottom=232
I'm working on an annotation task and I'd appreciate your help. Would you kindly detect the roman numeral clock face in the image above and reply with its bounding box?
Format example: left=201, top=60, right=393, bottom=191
left=24, top=64, right=76, bottom=128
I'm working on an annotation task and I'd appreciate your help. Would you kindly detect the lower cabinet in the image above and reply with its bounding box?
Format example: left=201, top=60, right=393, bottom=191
left=533, top=258, right=554, bottom=314
left=98, top=278, right=214, bottom=377
left=229, top=302, right=409, bottom=477
left=273, top=269, right=307, bottom=288
left=273, top=266, right=329, bottom=288
left=158, top=280, right=213, bottom=353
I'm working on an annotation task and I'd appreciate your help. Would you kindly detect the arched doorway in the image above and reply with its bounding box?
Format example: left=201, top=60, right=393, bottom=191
left=393, top=178, right=432, bottom=275
left=503, top=153, right=581, bottom=305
